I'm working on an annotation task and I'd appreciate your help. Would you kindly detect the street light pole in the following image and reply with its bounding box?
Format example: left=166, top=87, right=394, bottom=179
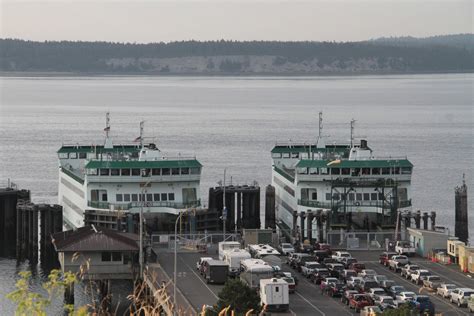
left=139, top=180, right=151, bottom=278
left=174, top=208, right=189, bottom=312
left=223, top=169, right=227, bottom=241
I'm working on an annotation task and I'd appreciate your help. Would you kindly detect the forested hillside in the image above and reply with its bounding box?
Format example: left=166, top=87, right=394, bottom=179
left=1, top=35, right=473, bottom=75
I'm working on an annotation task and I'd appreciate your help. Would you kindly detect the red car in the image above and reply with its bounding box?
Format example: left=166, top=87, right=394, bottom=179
left=379, top=252, right=398, bottom=266
left=349, top=262, right=366, bottom=273
left=349, top=294, right=372, bottom=312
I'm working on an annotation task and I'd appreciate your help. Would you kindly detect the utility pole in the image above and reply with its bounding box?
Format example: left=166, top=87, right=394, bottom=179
left=223, top=169, right=227, bottom=241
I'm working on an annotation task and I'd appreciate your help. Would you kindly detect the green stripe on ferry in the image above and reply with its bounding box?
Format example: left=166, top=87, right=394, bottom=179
left=85, top=159, right=202, bottom=169
left=296, top=159, right=413, bottom=168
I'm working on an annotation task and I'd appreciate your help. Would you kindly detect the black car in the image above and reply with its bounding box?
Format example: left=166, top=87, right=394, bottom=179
left=326, top=263, right=345, bottom=278
left=342, top=257, right=358, bottom=269
left=322, top=257, right=338, bottom=266
left=310, top=268, right=330, bottom=285
left=314, top=250, right=330, bottom=262
left=290, top=253, right=310, bottom=269
left=326, top=282, right=346, bottom=297
left=359, top=280, right=379, bottom=293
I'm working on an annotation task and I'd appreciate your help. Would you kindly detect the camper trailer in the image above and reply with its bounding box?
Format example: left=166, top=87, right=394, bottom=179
left=218, top=241, right=241, bottom=260
left=223, top=248, right=251, bottom=277
left=260, top=278, right=290, bottom=312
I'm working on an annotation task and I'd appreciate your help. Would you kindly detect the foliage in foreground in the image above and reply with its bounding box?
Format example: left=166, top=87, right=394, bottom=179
left=214, top=278, right=260, bottom=315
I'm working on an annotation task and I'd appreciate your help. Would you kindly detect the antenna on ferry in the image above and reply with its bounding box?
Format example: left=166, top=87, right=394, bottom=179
left=350, top=118, right=356, bottom=147
left=318, top=111, right=323, bottom=140
left=139, top=121, right=144, bottom=148
left=104, top=112, right=113, bottom=149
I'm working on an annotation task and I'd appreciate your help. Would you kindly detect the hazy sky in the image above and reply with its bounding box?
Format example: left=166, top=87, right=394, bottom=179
left=1, top=0, right=472, bottom=42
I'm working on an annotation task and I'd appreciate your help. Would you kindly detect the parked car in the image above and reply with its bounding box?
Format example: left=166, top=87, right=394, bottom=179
left=367, top=288, right=386, bottom=300
left=291, top=253, right=310, bottom=270
left=360, top=306, right=382, bottom=316
left=301, top=261, right=321, bottom=277
left=314, top=242, right=331, bottom=253
left=341, top=289, right=359, bottom=305
left=373, top=275, right=388, bottom=285
left=341, top=269, right=358, bottom=282
left=296, top=255, right=318, bottom=272
left=468, top=295, right=474, bottom=312
left=279, top=243, right=295, bottom=255
left=409, top=295, right=435, bottom=315
left=326, top=281, right=345, bottom=297
left=411, top=269, right=431, bottom=285
left=373, top=295, right=397, bottom=310
left=380, top=280, right=396, bottom=291
left=320, top=277, right=339, bottom=293
left=282, top=277, right=296, bottom=293
left=346, top=276, right=364, bottom=290
left=388, top=255, right=409, bottom=272
left=396, top=291, right=417, bottom=304
left=359, top=269, right=377, bottom=278
left=310, top=268, right=330, bottom=285
left=297, top=243, right=313, bottom=254
left=314, top=250, right=330, bottom=262
left=437, top=283, right=457, bottom=298
left=400, top=264, right=420, bottom=279
left=379, top=252, right=398, bottom=266
left=450, top=288, right=474, bottom=307
left=326, top=263, right=345, bottom=278
left=349, top=262, right=366, bottom=273
left=360, top=280, right=380, bottom=293
left=387, top=285, right=406, bottom=299
left=332, top=251, right=352, bottom=263
left=286, top=252, right=300, bottom=267
left=423, top=275, right=442, bottom=290
left=341, top=257, right=358, bottom=268
left=349, top=294, right=372, bottom=312
left=322, top=257, right=338, bottom=266
left=395, top=240, right=415, bottom=256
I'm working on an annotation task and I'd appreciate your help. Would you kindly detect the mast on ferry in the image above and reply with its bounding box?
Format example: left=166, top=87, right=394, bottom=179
left=104, top=112, right=113, bottom=149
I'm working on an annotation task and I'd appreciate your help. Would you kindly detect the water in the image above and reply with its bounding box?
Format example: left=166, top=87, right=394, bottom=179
left=0, top=74, right=473, bottom=313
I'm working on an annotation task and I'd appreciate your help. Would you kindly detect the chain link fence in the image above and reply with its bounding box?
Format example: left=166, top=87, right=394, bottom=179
left=327, top=231, right=400, bottom=251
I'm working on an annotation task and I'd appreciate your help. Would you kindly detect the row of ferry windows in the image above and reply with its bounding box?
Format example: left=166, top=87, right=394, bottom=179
left=297, top=167, right=412, bottom=176
left=59, top=152, right=139, bottom=159
left=116, top=193, right=175, bottom=202
left=92, top=167, right=200, bottom=176
left=325, top=192, right=384, bottom=201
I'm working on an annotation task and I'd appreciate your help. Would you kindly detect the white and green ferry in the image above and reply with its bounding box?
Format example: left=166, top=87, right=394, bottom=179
left=271, top=113, right=413, bottom=236
left=57, top=114, right=201, bottom=230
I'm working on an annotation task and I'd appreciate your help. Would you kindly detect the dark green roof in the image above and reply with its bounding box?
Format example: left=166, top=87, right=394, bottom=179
left=58, top=145, right=141, bottom=154
left=85, top=159, right=202, bottom=169
left=271, top=144, right=350, bottom=154
left=296, top=159, right=413, bottom=169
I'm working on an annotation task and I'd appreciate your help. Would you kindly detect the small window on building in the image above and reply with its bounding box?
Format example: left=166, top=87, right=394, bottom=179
left=309, top=168, right=318, bottom=175
left=124, top=194, right=130, bottom=202
left=111, top=169, right=120, bottom=176
left=331, top=168, right=340, bottom=175
left=153, top=193, right=160, bottom=201
left=100, top=169, right=110, bottom=176
left=351, top=168, right=360, bottom=176
left=282, top=153, right=290, bottom=158
left=356, top=193, right=362, bottom=201
left=146, top=194, right=153, bottom=201
left=141, top=169, right=150, bottom=177
left=181, top=168, right=189, bottom=175
left=297, top=168, right=308, bottom=175
left=382, top=168, right=390, bottom=175
left=311, top=192, right=318, bottom=200
left=116, top=194, right=123, bottom=202
left=152, top=168, right=160, bottom=176
left=162, top=168, right=171, bottom=175
left=291, top=152, right=299, bottom=158
left=333, top=193, right=340, bottom=200
left=171, top=168, right=179, bottom=175
left=102, top=193, right=108, bottom=202
left=131, top=194, right=138, bottom=202
left=341, top=168, right=350, bottom=175
left=272, top=153, right=282, bottom=158
left=372, top=168, right=380, bottom=175
left=363, top=193, right=370, bottom=201
left=112, top=252, right=122, bottom=261
left=79, top=152, right=87, bottom=159
left=371, top=193, right=378, bottom=200
left=131, top=169, right=140, bottom=176
left=161, top=193, right=168, bottom=201
left=392, top=167, right=400, bottom=175
left=69, top=152, right=77, bottom=159
left=190, top=168, right=200, bottom=175
left=102, top=252, right=111, bottom=261
left=378, top=193, right=384, bottom=200
left=349, top=193, right=355, bottom=201
left=121, top=169, right=131, bottom=176
left=361, top=168, right=370, bottom=175
left=326, top=193, right=332, bottom=201
left=320, top=168, right=329, bottom=175
left=59, top=153, right=68, bottom=159
left=168, top=193, right=175, bottom=201
left=275, top=286, right=279, bottom=292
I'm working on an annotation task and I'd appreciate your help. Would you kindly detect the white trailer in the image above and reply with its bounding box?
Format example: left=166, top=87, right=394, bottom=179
left=260, top=278, right=290, bottom=313
left=218, top=241, right=241, bottom=260
left=240, top=259, right=274, bottom=289
left=223, top=249, right=251, bottom=277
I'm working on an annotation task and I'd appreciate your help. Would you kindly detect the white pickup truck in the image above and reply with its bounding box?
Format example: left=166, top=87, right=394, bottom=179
left=410, top=269, right=431, bottom=285
left=332, top=251, right=352, bottom=263
left=301, top=261, right=321, bottom=277
left=395, top=241, right=415, bottom=256
left=388, top=255, right=409, bottom=272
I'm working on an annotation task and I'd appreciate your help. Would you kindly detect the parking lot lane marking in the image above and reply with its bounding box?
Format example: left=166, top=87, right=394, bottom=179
left=295, top=292, right=326, bottom=316
left=179, top=256, right=219, bottom=300
left=289, top=308, right=297, bottom=315
left=364, top=262, right=468, bottom=316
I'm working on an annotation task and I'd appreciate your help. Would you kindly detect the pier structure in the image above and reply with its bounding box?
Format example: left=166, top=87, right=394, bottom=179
left=455, top=175, right=469, bottom=243
left=265, top=184, right=276, bottom=229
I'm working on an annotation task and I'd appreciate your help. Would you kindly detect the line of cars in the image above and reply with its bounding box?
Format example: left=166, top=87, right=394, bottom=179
left=379, top=251, right=474, bottom=312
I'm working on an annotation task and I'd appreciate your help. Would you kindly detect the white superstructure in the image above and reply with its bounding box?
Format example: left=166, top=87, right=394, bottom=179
left=272, top=113, right=413, bottom=235
left=58, top=113, right=202, bottom=230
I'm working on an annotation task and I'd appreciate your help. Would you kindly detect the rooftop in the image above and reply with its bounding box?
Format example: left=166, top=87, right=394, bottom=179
left=296, top=159, right=413, bottom=169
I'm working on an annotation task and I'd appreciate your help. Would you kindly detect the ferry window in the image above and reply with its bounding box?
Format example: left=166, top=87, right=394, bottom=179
left=112, top=252, right=122, bottom=261
left=351, top=168, right=360, bottom=176
left=101, top=252, right=111, bottom=262
left=153, top=194, right=160, bottom=201
left=378, top=193, right=384, bottom=200
left=331, top=168, right=340, bottom=175
left=371, top=193, right=378, bottom=200
left=361, top=168, right=370, bottom=175
left=146, top=194, right=153, bottom=202
left=121, top=169, right=130, bottom=176
left=310, top=191, right=317, bottom=200
left=161, top=193, right=168, bottom=201
left=141, top=169, right=150, bottom=177
left=392, top=167, right=400, bottom=174
left=181, top=168, right=189, bottom=175
left=100, top=169, right=110, bottom=176
left=124, top=194, right=130, bottom=202
left=91, top=190, right=99, bottom=201
left=341, top=168, right=350, bottom=175
left=272, top=153, right=281, bottom=158
left=349, top=193, right=355, bottom=201
left=340, top=193, right=346, bottom=201
left=69, top=152, right=77, bottom=159
left=382, top=168, right=390, bottom=175
left=190, top=168, right=200, bottom=175
left=102, top=193, right=108, bottom=202
left=116, top=194, right=123, bottom=202
left=356, top=193, right=362, bottom=201
left=111, top=169, right=120, bottom=176
left=309, top=168, right=318, bottom=175
left=79, top=152, right=87, bottom=159
left=131, top=194, right=138, bottom=202
left=162, top=168, right=171, bottom=175
left=291, top=152, right=299, bottom=158
left=168, top=193, right=175, bottom=201
left=363, top=193, right=370, bottom=201
left=372, top=168, right=380, bottom=175
left=325, top=193, right=331, bottom=201
left=282, top=153, right=290, bottom=158
left=152, top=168, right=160, bottom=176
left=172, top=168, right=180, bottom=175
left=59, top=153, right=68, bottom=159
left=320, top=168, right=329, bottom=175
left=401, top=167, right=412, bottom=174
left=131, top=169, right=140, bottom=176
left=333, top=193, right=340, bottom=200
left=275, top=286, right=279, bottom=292
left=297, top=168, right=308, bottom=175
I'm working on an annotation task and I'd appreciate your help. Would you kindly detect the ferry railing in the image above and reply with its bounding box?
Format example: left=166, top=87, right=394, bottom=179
left=87, top=201, right=132, bottom=210
left=297, top=199, right=332, bottom=209
left=87, top=200, right=201, bottom=210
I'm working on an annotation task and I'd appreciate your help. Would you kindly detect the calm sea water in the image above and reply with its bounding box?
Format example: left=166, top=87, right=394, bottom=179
left=0, top=74, right=473, bottom=313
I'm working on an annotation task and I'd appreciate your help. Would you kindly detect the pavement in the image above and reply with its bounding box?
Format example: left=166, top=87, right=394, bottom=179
left=150, top=246, right=474, bottom=315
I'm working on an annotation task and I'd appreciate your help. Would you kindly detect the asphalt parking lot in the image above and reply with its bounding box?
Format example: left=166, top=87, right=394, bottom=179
left=153, top=247, right=473, bottom=315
